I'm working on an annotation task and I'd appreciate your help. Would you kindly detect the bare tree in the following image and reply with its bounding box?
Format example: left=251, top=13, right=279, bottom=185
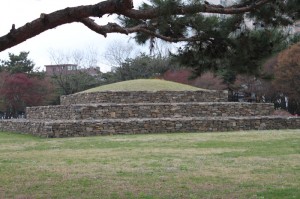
left=48, top=46, right=99, bottom=69
left=48, top=48, right=101, bottom=95
left=0, top=0, right=273, bottom=52
left=102, top=39, right=138, bottom=68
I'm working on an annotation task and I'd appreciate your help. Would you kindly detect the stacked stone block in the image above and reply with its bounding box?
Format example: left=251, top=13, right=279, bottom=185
left=60, top=90, right=228, bottom=105
left=0, top=90, right=300, bottom=137
left=26, top=102, right=274, bottom=120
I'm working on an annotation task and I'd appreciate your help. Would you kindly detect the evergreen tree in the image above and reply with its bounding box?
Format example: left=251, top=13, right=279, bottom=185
left=119, top=0, right=300, bottom=80
left=115, top=53, right=175, bottom=81
left=0, top=51, right=35, bottom=74
left=0, top=0, right=299, bottom=80
left=102, top=54, right=177, bottom=83
left=1, top=0, right=299, bottom=55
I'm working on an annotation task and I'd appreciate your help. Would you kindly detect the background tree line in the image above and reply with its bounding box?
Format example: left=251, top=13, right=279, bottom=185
left=0, top=0, right=300, bottom=116
left=1, top=38, right=300, bottom=117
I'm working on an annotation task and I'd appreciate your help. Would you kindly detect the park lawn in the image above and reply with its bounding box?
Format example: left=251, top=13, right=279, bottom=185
left=0, top=130, right=299, bottom=199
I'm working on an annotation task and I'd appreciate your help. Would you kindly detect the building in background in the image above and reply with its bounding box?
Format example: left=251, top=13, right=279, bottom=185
left=45, top=64, right=100, bottom=76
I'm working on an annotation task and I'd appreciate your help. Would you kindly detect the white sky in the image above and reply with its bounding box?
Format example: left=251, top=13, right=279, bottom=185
left=0, top=0, right=219, bottom=72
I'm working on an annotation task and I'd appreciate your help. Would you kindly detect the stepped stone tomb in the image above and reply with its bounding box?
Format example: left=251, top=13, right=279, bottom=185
left=0, top=90, right=300, bottom=138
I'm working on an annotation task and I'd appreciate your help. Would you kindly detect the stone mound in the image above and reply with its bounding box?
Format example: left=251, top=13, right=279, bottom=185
left=0, top=90, right=299, bottom=137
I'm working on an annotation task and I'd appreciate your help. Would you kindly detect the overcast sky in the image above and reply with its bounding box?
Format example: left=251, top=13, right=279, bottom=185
left=0, top=0, right=219, bottom=72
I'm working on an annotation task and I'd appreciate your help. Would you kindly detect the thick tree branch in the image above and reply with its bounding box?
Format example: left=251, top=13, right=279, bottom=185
left=0, top=0, right=272, bottom=52
left=80, top=18, right=202, bottom=42
left=80, top=18, right=149, bottom=36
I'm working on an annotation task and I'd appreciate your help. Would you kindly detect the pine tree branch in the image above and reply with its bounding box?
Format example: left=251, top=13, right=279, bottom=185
left=81, top=18, right=214, bottom=43
left=80, top=18, right=195, bottom=42
left=136, top=28, right=201, bottom=42
left=0, top=0, right=272, bottom=52
left=79, top=18, right=139, bottom=37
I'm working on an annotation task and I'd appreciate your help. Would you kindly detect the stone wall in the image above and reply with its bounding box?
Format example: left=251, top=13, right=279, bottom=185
left=26, top=102, right=274, bottom=120
left=0, top=120, right=51, bottom=137
left=60, top=90, right=228, bottom=105
left=1, top=116, right=300, bottom=138
left=1, top=89, right=299, bottom=138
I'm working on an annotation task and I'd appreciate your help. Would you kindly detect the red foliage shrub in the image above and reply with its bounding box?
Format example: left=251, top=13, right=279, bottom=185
left=0, top=72, right=54, bottom=116
left=162, top=69, right=194, bottom=85
left=162, top=69, right=227, bottom=90
left=193, top=72, right=227, bottom=90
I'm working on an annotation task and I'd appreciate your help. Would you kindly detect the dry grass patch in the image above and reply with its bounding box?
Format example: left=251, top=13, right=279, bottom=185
left=82, top=79, right=204, bottom=92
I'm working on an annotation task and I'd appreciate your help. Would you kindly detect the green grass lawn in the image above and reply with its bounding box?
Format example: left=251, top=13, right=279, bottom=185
left=82, top=79, right=205, bottom=92
left=0, top=130, right=299, bottom=199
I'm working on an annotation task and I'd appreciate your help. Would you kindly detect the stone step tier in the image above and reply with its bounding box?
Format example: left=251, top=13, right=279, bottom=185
left=60, top=90, right=229, bottom=105
left=26, top=102, right=275, bottom=120
left=1, top=116, right=300, bottom=138
left=1, top=90, right=299, bottom=138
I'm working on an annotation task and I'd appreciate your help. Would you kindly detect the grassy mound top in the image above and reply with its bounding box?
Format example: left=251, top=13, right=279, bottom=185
left=82, top=79, right=205, bottom=93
